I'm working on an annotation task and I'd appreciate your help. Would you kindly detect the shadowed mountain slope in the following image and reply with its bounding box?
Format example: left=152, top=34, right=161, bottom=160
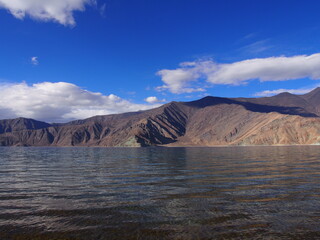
left=0, top=118, right=51, bottom=134
left=1, top=88, right=320, bottom=146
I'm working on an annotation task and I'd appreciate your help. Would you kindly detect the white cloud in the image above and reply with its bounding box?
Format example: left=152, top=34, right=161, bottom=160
left=31, top=56, right=38, bottom=65
left=254, top=86, right=319, bottom=97
left=157, top=53, right=320, bottom=93
left=144, top=96, right=166, bottom=104
left=156, top=61, right=211, bottom=94
left=0, top=82, right=160, bottom=122
left=0, top=0, right=95, bottom=26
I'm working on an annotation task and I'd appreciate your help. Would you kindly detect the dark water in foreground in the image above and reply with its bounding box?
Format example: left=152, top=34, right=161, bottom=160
left=0, top=146, right=319, bottom=240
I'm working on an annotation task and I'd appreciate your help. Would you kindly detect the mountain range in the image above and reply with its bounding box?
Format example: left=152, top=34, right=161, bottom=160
left=2, top=88, right=320, bottom=147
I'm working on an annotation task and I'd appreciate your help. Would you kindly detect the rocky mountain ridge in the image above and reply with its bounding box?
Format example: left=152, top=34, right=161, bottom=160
left=1, top=88, right=320, bottom=147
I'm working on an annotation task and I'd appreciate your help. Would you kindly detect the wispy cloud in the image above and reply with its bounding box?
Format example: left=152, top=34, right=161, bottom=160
left=0, top=82, right=160, bottom=122
left=239, top=39, right=273, bottom=54
left=157, top=53, right=320, bottom=94
left=242, top=33, right=257, bottom=40
left=31, top=56, right=38, bottom=65
left=99, top=3, right=107, bottom=18
left=0, top=0, right=96, bottom=26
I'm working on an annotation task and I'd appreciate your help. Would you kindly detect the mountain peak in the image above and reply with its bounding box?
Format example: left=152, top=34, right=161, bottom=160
left=302, top=87, right=320, bottom=103
left=274, top=92, right=294, bottom=97
left=304, top=87, right=320, bottom=95
left=0, top=117, right=51, bottom=134
left=186, top=96, right=233, bottom=108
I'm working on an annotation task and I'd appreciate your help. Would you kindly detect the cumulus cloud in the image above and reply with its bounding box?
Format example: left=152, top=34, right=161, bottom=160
left=157, top=53, right=320, bottom=94
left=0, top=0, right=95, bottom=26
left=31, top=56, right=38, bottom=65
left=0, top=82, right=160, bottom=122
left=254, top=86, right=319, bottom=97
left=156, top=61, right=211, bottom=94
left=144, top=96, right=166, bottom=104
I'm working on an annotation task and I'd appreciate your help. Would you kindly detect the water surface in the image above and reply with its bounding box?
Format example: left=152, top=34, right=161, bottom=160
left=0, top=146, right=319, bottom=239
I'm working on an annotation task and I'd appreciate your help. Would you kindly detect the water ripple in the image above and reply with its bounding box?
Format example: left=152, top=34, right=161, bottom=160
left=0, top=146, right=320, bottom=239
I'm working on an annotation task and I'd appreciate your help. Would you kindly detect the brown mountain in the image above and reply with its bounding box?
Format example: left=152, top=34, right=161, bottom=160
left=0, top=117, right=52, bottom=134
left=1, top=88, right=320, bottom=147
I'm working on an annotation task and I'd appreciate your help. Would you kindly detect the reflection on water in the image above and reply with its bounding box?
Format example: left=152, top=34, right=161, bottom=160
left=0, top=146, right=319, bottom=239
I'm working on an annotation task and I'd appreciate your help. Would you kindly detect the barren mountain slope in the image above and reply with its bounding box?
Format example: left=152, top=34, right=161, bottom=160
left=1, top=89, right=320, bottom=147
left=0, top=117, right=51, bottom=134
left=0, top=102, right=188, bottom=147
left=168, top=104, right=320, bottom=146
left=236, top=87, right=320, bottom=117
left=301, top=87, right=320, bottom=115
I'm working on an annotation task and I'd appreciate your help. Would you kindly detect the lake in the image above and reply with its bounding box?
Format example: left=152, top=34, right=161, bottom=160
left=0, top=146, right=319, bottom=239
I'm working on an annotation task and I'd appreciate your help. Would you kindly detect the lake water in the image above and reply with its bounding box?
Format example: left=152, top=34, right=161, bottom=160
left=0, top=146, right=319, bottom=240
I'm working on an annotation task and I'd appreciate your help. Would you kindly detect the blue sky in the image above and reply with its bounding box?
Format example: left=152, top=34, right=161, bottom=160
left=1, top=0, right=320, bottom=122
